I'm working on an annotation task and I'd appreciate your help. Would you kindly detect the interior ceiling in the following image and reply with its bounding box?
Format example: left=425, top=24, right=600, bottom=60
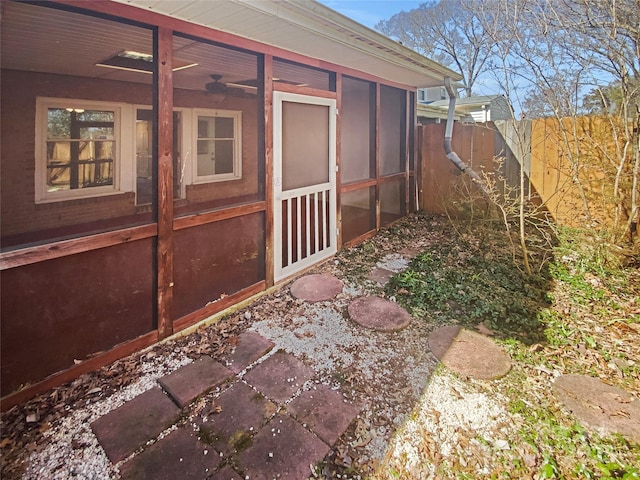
left=1, top=0, right=454, bottom=89
left=0, top=1, right=259, bottom=91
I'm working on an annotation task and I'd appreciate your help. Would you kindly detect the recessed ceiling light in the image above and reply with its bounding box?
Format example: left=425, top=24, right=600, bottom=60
left=96, top=50, right=198, bottom=74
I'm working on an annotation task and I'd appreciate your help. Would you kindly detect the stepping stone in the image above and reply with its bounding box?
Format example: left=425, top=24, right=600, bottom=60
left=119, top=427, right=221, bottom=480
left=553, top=374, right=640, bottom=441
left=197, top=381, right=276, bottom=453
left=428, top=325, right=511, bottom=380
left=159, top=356, right=233, bottom=408
left=225, top=331, right=275, bottom=374
left=243, top=352, right=315, bottom=404
left=237, top=414, right=330, bottom=480
left=348, top=296, right=411, bottom=332
left=212, top=466, right=243, bottom=480
left=91, top=387, right=180, bottom=463
left=368, top=267, right=395, bottom=286
left=399, top=247, right=422, bottom=258
left=290, top=274, right=343, bottom=302
left=288, top=385, right=362, bottom=445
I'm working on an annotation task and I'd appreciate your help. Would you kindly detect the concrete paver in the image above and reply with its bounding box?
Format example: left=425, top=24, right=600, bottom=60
left=243, top=351, right=315, bottom=404
left=428, top=326, right=511, bottom=380
left=90, top=387, right=180, bottom=463
left=197, top=381, right=276, bottom=453
left=553, top=374, right=640, bottom=441
left=288, top=384, right=362, bottom=445
left=159, top=356, right=233, bottom=408
left=225, top=331, right=275, bottom=374
left=237, top=414, right=330, bottom=480
left=348, top=296, right=412, bottom=332
left=290, top=274, right=343, bottom=302
left=119, top=426, right=221, bottom=480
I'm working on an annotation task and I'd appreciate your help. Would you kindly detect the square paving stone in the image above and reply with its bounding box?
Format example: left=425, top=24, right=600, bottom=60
left=237, top=414, right=330, bottom=480
left=211, top=466, right=244, bottom=480
left=158, top=356, right=233, bottom=408
left=243, top=352, right=315, bottom=404
left=197, top=381, right=276, bottom=453
left=119, top=427, right=221, bottom=480
left=225, top=331, right=275, bottom=374
left=287, top=385, right=362, bottom=445
left=91, top=387, right=180, bottom=463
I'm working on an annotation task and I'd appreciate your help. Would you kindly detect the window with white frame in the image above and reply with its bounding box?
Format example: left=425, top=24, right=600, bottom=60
left=36, top=98, right=243, bottom=204
left=194, top=109, right=242, bottom=183
left=36, top=97, right=128, bottom=202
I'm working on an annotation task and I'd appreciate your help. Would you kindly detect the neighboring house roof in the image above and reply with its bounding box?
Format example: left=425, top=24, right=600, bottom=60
left=115, top=0, right=462, bottom=88
left=416, top=103, right=464, bottom=121
left=428, top=95, right=514, bottom=121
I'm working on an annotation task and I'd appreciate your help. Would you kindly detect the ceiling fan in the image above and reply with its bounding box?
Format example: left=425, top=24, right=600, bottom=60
left=204, top=74, right=249, bottom=96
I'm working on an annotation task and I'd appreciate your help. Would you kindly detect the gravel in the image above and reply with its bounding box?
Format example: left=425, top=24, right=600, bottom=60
left=3, top=214, right=515, bottom=479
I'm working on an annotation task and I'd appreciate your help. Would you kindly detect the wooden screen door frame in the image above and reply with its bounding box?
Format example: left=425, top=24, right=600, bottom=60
left=273, top=91, right=337, bottom=282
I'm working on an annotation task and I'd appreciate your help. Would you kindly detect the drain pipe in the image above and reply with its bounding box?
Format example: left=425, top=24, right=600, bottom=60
left=443, top=77, right=492, bottom=198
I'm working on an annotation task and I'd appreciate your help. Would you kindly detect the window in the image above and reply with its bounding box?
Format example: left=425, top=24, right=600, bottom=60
left=36, top=97, right=128, bottom=202
left=36, top=99, right=242, bottom=204
left=193, top=109, right=242, bottom=183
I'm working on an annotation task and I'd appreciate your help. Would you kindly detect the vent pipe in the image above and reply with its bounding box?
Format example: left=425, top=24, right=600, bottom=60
left=443, top=77, right=492, bottom=197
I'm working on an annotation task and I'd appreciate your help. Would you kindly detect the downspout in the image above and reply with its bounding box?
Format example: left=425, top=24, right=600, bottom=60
left=443, top=77, right=492, bottom=198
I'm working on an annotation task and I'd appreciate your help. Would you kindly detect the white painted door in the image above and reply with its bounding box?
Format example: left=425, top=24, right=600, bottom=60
left=273, top=92, right=337, bottom=281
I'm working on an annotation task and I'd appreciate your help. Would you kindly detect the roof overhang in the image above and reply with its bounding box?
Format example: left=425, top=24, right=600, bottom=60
left=114, top=0, right=462, bottom=89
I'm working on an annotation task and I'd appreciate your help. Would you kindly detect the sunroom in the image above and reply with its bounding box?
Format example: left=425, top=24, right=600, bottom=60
left=0, top=0, right=460, bottom=407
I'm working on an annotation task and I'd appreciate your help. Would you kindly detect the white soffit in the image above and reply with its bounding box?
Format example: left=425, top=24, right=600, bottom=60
left=115, top=0, right=462, bottom=88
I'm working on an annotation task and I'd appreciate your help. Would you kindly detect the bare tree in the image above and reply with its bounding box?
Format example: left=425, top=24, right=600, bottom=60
left=376, top=0, right=496, bottom=97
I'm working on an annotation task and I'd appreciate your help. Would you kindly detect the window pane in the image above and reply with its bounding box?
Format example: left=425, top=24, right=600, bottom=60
left=274, top=58, right=331, bottom=91
left=282, top=102, right=329, bottom=190
left=46, top=108, right=115, bottom=191
left=197, top=140, right=215, bottom=175
left=172, top=32, right=260, bottom=215
left=380, top=85, right=406, bottom=176
left=1, top=1, right=154, bottom=250
left=341, top=77, right=374, bottom=183
left=341, top=187, right=375, bottom=243
left=215, top=140, right=234, bottom=174
left=215, top=117, right=234, bottom=138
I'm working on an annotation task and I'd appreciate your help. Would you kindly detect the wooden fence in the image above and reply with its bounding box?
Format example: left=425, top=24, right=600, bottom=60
left=419, top=117, right=637, bottom=232
left=418, top=121, right=527, bottom=216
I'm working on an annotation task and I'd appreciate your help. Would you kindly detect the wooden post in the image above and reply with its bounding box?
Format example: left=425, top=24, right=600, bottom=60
left=335, top=73, right=343, bottom=250
left=375, top=83, right=381, bottom=230
left=263, top=55, right=274, bottom=287
left=404, top=90, right=411, bottom=213
left=156, top=27, right=174, bottom=339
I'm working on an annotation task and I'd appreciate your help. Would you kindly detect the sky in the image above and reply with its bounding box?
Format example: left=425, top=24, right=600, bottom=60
left=318, top=0, right=423, bottom=30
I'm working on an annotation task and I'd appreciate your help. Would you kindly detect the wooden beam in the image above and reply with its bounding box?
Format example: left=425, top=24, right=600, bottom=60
left=343, top=229, right=377, bottom=248
left=173, top=281, right=266, bottom=332
left=273, top=83, right=337, bottom=99
left=0, top=224, right=157, bottom=270
left=341, top=178, right=377, bottom=193
left=156, top=27, right=174, bottom=340
left=264, top=55, right=275, bottom=287
left=378, top=172, right=406, bottom=184
left=172, top=202, right=266, bottom=231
